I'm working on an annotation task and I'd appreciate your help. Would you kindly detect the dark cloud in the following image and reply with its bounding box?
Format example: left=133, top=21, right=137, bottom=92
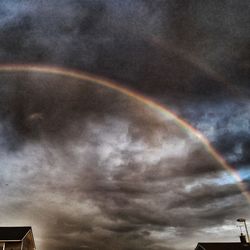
left=0, top=0, right=248, bottom=98
left=0, top=71, right=249, bottom=250
left=0, top=1, right=249, bottom=250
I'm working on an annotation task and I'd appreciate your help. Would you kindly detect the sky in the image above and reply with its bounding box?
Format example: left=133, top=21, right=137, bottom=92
left=0, top=1, right=250, bottom=250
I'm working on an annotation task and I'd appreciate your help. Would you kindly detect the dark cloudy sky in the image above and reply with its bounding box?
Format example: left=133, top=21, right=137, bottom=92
left=0, top=1, right=250, bottom=250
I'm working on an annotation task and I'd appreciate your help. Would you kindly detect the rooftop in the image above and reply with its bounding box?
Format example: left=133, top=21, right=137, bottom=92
left=0, top=227, right=31, bottom=241
left=197, top=242, right=250, bottom=250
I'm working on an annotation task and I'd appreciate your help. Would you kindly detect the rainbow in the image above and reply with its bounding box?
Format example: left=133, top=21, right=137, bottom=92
left=0, top=64, right=249, bottom=202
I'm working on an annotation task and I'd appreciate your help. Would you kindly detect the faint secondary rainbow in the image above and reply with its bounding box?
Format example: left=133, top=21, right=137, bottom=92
left=0, top=64, right=249, bottom=203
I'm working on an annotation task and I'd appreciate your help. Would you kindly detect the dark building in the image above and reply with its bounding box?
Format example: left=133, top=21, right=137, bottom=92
left=196, top=242, right=250, bottom=250
left=195, top=234, right=250, bottom=250
left=0, top=227, right=36, bottom=250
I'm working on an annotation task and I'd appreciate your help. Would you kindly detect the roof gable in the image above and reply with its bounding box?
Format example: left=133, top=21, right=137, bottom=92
left=197, top=242, right=250, bottom=250
left=0, top=227, right=31, bottom=241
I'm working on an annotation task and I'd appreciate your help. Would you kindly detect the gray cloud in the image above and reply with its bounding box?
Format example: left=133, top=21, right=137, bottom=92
left=0, top=1, right=249, bottom=250
left=0, top=71, right=249, bottom=250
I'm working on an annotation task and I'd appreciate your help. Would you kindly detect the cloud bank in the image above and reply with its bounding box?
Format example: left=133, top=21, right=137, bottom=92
left=0, top=72, right=248, bottom=250
left=0, top=1, right=249, bottom=249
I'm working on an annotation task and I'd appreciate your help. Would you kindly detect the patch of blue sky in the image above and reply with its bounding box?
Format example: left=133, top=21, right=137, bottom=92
left=213, top=171, right=237, bottom=186
left=212, top=168, right=250, bottom=186
left=238, top=167, right=250, bottom=181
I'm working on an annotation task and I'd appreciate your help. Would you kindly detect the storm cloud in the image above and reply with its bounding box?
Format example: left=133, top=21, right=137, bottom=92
left=0, top=1, right=249, bottom=250
left=0, top=71, right=248, bottom=250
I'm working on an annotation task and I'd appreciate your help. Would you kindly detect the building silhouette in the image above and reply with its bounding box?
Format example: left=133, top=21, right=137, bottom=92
left=195, top=234, right=250, bottom=250
left=0, top=227, right=36, bottom=250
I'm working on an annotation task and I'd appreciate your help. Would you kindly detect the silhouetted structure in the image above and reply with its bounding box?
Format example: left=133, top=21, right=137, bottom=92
left=0, top=227, right=36, bottom=250
left=195, top=234, right=250, bottom=250
left=196, top=242, right=250, bottom=250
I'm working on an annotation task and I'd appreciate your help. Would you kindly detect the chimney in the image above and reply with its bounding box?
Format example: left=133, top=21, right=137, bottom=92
left=240, top=233, right=247, bottom=244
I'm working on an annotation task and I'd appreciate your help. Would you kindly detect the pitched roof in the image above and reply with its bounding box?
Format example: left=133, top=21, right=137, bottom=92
left=0, top=227, right=31, bottom=241
left=197, top=243, right=250, bottom=250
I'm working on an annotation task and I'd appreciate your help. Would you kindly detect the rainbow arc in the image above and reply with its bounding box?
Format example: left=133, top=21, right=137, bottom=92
left=0, top=64, right=248, bottom=203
